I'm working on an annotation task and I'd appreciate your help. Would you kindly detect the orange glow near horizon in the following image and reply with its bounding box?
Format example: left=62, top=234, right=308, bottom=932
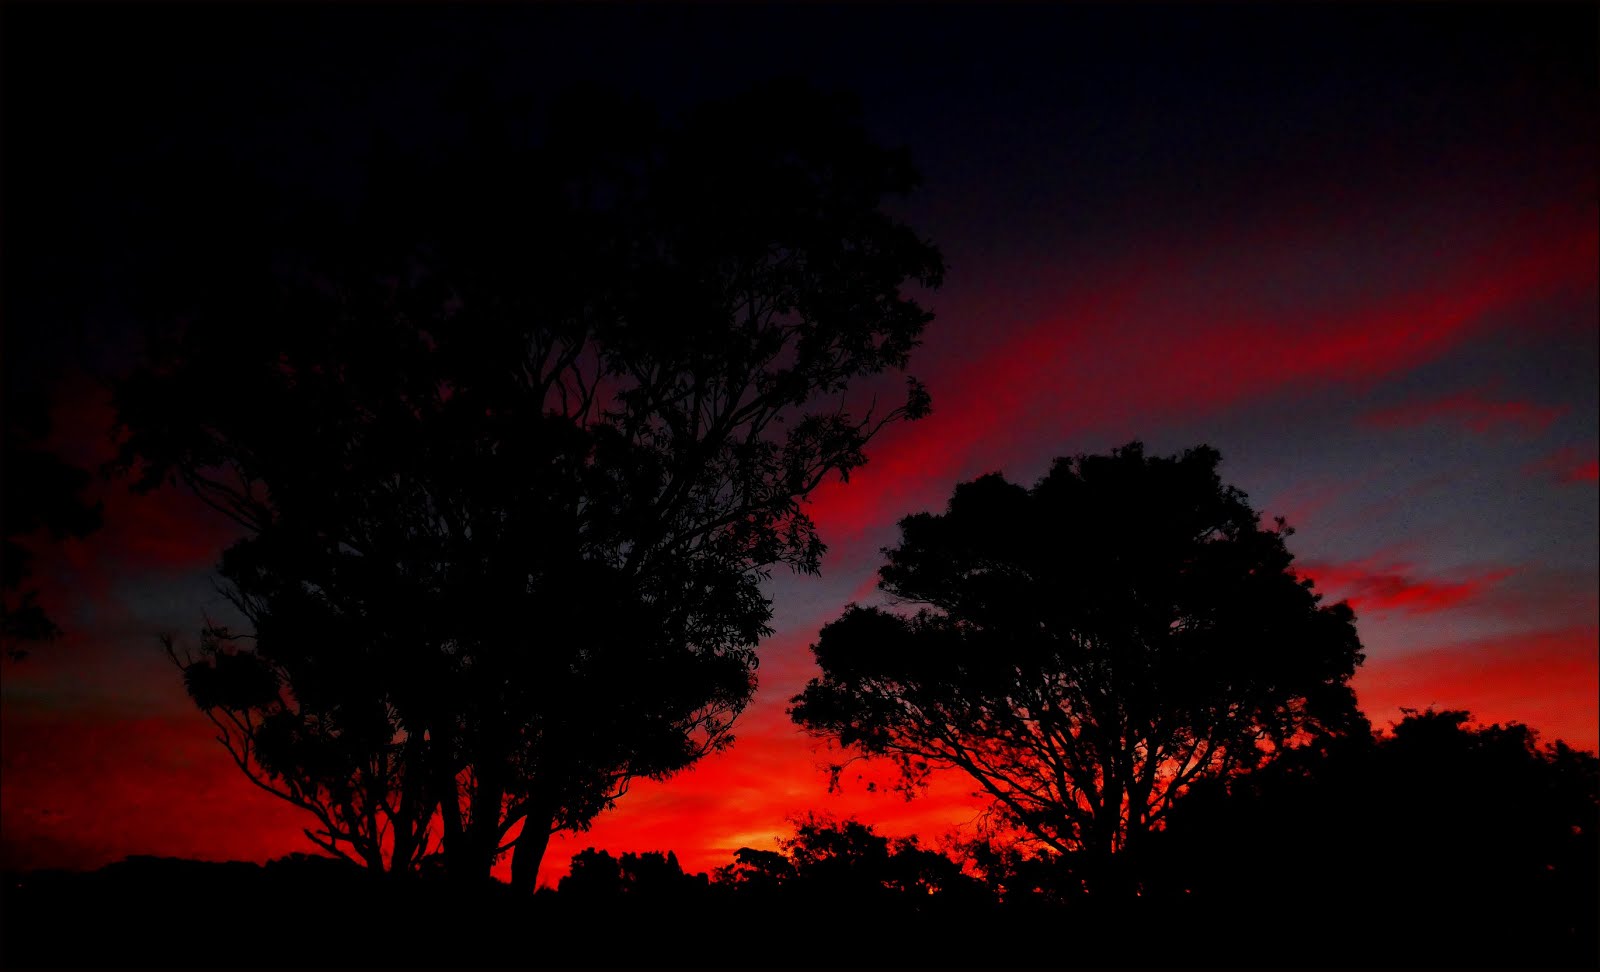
left=4, top=168, right=1595, bottom=885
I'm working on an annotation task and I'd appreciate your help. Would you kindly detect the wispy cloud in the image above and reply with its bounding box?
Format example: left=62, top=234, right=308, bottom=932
left=805, top=205, right=1597, bottom=548
left=1297, top=559, right=1514, bottom=616
left=1360, top=391, right=1567, bottom=435
left=1524, top=446, right=1599, bottom=485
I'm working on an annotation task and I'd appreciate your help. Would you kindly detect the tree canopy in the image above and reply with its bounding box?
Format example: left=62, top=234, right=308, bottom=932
left=791, top=442, right=1365, bottom=884
left=1150, top=708, right=1599, bottom=966
left=114, top=83, right=944, bottom=887
left=715, top=815, right=985, bottom=907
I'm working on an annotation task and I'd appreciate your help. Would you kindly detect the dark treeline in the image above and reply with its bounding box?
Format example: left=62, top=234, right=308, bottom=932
left=4, top=707, right=1594, bottom=969
left=4, top=60, right=1596, bottom=972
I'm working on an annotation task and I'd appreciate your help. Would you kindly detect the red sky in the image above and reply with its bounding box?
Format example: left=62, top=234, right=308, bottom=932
left=3, top=4, right=1595, bottom=886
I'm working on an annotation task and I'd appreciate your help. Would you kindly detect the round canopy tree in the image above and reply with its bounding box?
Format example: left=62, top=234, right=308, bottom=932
left=791, top=443, right=1365, bottom=886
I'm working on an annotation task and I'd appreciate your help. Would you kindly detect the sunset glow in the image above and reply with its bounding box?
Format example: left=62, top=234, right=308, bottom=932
left=3, top=4, right=1594, bottom=894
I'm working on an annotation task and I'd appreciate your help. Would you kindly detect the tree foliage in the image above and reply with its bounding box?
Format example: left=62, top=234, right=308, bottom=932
left=114, top=83, right=943, bottom=884
left=714, top=815, right=988, bottom=908
left=791, top=443, right=1365, bottom=876
left=1150, top=708, right=1599, bottom=966
left=558, top=848, right=706, bottom=898
left=1, top=390, right=104, bottom=660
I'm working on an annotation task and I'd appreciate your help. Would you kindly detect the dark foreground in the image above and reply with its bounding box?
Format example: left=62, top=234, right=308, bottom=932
left=3, top=855, right=1595, bottom=970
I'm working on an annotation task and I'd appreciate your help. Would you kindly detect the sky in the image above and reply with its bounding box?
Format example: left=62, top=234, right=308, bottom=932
left=2, top=3, right=1596, bottom=885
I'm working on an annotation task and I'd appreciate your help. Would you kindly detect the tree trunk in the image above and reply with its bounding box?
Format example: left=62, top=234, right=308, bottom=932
left=456, top=770, right=505, bottom=885
left=509, top=811, right=554, bottom=895
left=391, top=740, right=428, bottom=874
left=1081, top=802, right=1124, bottom=898
left=431, top=723, right=468, bottom=879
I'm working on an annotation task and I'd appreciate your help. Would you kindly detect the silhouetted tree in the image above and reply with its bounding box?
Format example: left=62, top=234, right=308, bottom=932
left=2, top=389, right=103, bottom=660
left=559, top=847, right=626, bottom=897
left=955, top=832, right=1080, bottom=905
left=713, top=846, right=797, bottom=896
left=1151, top=708, right=1599, bottom=966
left=779, top=816, right=899, bottom=902
left=558, top=848, right=704, bottom=898
left=714, top=815, right=988, bottom=910
left=114, top=83, right=943, bottom=886
left=791, top=443, right=1365, bottom=892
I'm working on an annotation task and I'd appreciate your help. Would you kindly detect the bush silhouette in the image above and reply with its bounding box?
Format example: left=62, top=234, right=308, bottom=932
left=1149, top=708, right=1599, bottom=967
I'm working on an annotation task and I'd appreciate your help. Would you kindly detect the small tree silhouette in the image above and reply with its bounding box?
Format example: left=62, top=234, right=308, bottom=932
left=715, top=815, right=987, bottom=908
left=115, top=82, right=944, bottom=885
left=558, top=848, right=701, bottom=898
left=713, top=847, right=797, bottom=896
left=791, top=443, right=1366, bottom=892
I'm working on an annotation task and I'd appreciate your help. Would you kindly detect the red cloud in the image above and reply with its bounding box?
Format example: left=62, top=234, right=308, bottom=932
left=1360, top=392, right=1567, bottom=435
left=0, top=706, right=309, bottom=872
left=9, top=187, right=1594, bottom=884
left=1, top=657, right=992, bottom=885
left=1524, top=446, right=1600, bottom=485
left=1297, top=560, right=1514, bottom=616
left=1355, top=626, right=1599, bottom=751
left=487, top=697, right=996, bottom=887
left=804, top=207, right=1597, bottom=547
